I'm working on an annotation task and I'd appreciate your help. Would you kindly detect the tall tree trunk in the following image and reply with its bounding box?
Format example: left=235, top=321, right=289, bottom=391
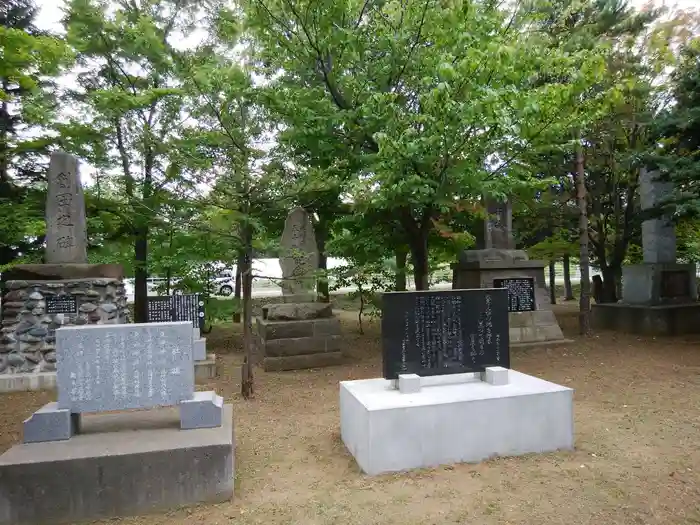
left=575, top=139, right=591, bottom=336
left=395, top=246, right=408, bottom=291
left=133, top=227, right=149, bottom=323
left=549, top=261, right=557, bottom=304
left=408, top=233, right=429, bottom=290
left=600, top=265, right=619, bottom=303
left=241, top=220, right=254, bottom=399
left=316, top=218, right=330, bottom=302
left=563, top=254, right=575, bottom=300
left=233, top=251, right=243, bottom=323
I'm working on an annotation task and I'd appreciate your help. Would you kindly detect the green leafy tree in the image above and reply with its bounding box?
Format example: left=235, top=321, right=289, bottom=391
left=656, top=37, right=700, bottom=214
left=244, top=0, right=610, bottom=289
left=0, top=0, right=70, bottom=266
left=62, top=0, right=203, bottom=322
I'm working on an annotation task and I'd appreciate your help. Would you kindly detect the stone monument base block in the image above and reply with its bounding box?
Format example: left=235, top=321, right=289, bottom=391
left=257, top=316, right=344, bottom=371
left=0, top=372, right=57, bottom=393
left=0, top=405, right=234, bottom=525
left=622, top=263, right=697, bottom=304
left=509, top=310, right=573, bottom=348
left=452, top=257, right=570, bottom=347
left=194, top=353, right=218, bottom=381
left=591, top=303, right=700, bottom=336
left=340, top=370, right=573, bottom=476
left=264, top=351, right=344, bottom=372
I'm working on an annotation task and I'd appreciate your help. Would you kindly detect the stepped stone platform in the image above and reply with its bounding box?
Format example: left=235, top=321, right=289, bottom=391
left=256, top=296, right=343, bottom=371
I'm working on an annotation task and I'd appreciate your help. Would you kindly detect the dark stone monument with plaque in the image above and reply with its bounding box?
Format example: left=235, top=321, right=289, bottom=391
left=0, top=152, right=128, bottom=392
left=255, top=207, right=343, bottom=371
left=146, top=294, right=216, bottom=380
left=0, top=322, right=233, bottom=525
left=381, top=289, right=510, bottom=380
left=451, top=197, right=570, bottom=347
left=592, top=169, right=700, bottom=335
left=339, top=288, right=574, bottom=476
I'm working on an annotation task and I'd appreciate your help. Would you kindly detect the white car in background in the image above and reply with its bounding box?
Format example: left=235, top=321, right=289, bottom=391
left=210, top=269, right=236, bottom=296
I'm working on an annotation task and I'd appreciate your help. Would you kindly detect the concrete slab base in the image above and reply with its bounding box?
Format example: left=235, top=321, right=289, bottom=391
left=591, top=302, right=700, bottom=336
left=0, top=372, right=56, bottom=393
left=0, top=404, right=234, bottom=525
left=340, top=370, right=573, bottom=476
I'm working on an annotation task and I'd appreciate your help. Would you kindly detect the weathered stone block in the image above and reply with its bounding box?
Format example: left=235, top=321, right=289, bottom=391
left=194, top=337, right=206, bottom=361
left=22, top=402, right=78, bottom=443
left=508, top=311, right=533, bottom=328
left=592, top=303, right=700, bottom=336
left=179, top=390, right=223, bottom=430
left=263, top=351, right=344, bottom=372
left=263, top=335, right=341, bottom=357
left=256, top=317, right=340, bottom=341
left=266, top=302, right=332, bottom=321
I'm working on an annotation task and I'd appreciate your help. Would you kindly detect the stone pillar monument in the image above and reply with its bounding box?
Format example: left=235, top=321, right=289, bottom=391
left=0, top=152, right=128, bottom=389
left=592, top=169, right=700, bottom=335
left=451, top=197, right=570, bottom=347
left=255, top=207, right=343, bottom=371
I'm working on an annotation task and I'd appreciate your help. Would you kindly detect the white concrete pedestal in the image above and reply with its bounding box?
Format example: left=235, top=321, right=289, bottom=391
left=339, top=369, right=573, bottom=475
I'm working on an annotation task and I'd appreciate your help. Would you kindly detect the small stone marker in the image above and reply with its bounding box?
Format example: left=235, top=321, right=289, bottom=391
left=493, top=277, right=536, bottom=312
left=381, top=289, right=510, bottom=380
left=279, top=207, right=318, bottom=295
left=45, top=152, right=88, bottom=264
left=56, top=322, right=195, bottom=413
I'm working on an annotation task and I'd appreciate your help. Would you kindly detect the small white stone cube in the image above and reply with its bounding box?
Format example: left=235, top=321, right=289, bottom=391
left=398, top=374, right=421, bottom=394
left=481, top=366, right=509, bottom=386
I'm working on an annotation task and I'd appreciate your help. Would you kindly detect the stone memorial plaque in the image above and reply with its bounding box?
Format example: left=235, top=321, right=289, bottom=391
left=173, top=294, right=205, bottom=329
left=660, top=270, right=690, bottom=299
left=381, top=289, right=510, bottom=380
left=493, top=278, right=536, bottom=312
left=45, top=152, right=88, bottom=264
left=147, top=296, right=172, bottom=323
left=46, top=295, right=78, bottom=315
left=147, top=294, right=204, bottom=328
left=56, top=322, right=194, bottom=413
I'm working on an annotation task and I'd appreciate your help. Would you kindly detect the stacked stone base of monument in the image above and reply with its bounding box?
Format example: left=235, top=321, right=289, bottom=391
left=192, top=326, right=217, bottom=380
left=0, top=322, right=233, bottom=525
left=340, top=368, right=574, bottom=476
left=592, top=263, right=700, bottom=336
left=451, top=249, right=571, bottom=347
left=0, top=264, right=128, bottom=391
left=256, top=295, right=343, bottom=372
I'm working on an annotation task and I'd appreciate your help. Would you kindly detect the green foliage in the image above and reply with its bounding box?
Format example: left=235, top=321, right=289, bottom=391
left=656, top=37, right=700, bottom=214
left=0, top=0, right=71, bottom=265
left=244, top=0, right=613, bottom=288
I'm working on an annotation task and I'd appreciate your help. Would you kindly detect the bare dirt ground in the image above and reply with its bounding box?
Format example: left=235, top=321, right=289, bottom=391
left=2, top=303, right=700, bottom=524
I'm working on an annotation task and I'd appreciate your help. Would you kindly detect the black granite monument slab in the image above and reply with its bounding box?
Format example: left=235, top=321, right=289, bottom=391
left=493, top=277, right=536, bottom=312
left=382, top=288, right=510, bottom=380
left=147, top=294, right=205, bottom=329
